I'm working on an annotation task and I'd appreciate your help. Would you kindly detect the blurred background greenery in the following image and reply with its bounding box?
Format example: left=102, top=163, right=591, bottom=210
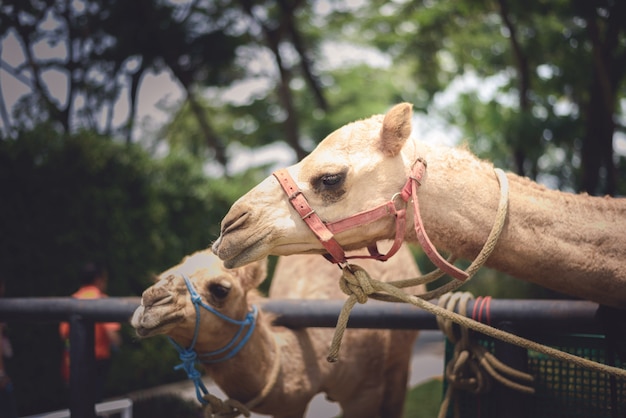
left=1, top=0, right=625, bottom=415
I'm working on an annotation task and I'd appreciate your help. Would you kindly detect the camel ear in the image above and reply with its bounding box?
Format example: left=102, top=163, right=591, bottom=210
left=379, top=103, right=412, bottom=156
left=233, top=258, right=268, bottom=291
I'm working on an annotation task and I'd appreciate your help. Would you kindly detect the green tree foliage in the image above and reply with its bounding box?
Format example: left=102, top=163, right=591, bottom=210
left=0, top=127, right=259, bottom=414
left=3, top=1, right=625, bottom=193
left=345, top=0, right=626, bottom=195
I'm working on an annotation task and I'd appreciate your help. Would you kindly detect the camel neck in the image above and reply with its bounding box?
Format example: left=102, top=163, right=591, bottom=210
left=410, top=142, right=626, bottom=308
left=201, top=312, right=280, bottom=409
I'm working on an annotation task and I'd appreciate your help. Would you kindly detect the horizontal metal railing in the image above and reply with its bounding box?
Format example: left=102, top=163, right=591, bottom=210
left=0, top=297, right=602, bottom=331
left=0, top=297, right=604, bottom=417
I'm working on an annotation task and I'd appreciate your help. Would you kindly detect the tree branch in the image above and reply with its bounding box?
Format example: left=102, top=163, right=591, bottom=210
left=238, top=0, right=308, bottom=160
left=277, top=0, right=328, bottom=111
left=497, top=0, right=531, bottom=177
left=0, top=75, right=12, bottom=137
left=185, top=88, right=228, bottom=168
left=125, top=67, right=143, bottom=144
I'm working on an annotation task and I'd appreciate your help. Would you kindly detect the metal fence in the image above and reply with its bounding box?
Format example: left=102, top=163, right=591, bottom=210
left=0, top=297, right=613, bottom=417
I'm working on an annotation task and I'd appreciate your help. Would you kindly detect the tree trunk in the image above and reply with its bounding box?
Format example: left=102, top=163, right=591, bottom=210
left=580, top=3, right=625, bottom=196
left=581, top=75, right=616, bottom=196
left=498, top=0, right=532, bottom=178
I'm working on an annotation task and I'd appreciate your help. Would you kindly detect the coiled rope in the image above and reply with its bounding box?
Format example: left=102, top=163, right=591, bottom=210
left=436, top=292, right=535, bottom=418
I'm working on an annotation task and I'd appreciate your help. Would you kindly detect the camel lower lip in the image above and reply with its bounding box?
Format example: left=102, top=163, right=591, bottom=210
left=135, top=327, right=153, bottom=338
left=215, top=230, right=270, bottom=263
left=145, top=295, right=173, bottom=308
left=133, top=312, right=181, bottom=337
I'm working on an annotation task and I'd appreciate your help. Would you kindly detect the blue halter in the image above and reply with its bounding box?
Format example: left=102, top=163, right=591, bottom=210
left=168, top=273, right=258, bottom=405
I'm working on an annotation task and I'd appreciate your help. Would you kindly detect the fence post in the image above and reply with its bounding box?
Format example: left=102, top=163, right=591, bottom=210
left=69, top=314, right=97, bottom=418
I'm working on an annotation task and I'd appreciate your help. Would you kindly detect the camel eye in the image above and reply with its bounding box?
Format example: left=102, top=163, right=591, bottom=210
left=208, top=283, right=230, bottom=300
left=311, top=169, right=348, bottom=204
left=320, top=173, right=344, bottom=188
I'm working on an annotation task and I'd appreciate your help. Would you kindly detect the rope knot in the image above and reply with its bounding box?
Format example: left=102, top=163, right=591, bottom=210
left=174, top=349, right=205, bottom=383
left=179, top=349, right=198, bottom=363
left=174, top=361, right=202, bottom=380
left=445, top=348, right=491, bottom=395
left=339, top=264, right=375, bottom=304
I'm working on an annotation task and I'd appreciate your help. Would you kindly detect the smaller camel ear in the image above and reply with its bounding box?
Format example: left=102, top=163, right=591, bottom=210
left=379, top=103, right=413, bottom=156
left=234, top=258, right=268, bottom=291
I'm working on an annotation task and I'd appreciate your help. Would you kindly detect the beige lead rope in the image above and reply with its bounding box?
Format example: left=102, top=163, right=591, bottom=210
left=327, top=168, right=626, bottom=381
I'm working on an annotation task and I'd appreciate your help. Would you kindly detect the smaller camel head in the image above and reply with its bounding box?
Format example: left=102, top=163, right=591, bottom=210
left=131, top=250, right=267, bottom=349
left=213, top=103, right=416, bottom=268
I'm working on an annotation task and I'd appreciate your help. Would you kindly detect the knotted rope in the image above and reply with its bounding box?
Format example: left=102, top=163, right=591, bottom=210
left=327, top=168, right=626, bottom=381
left=436, top=292, right=534, bottom=418
left=171, top=348, right=211, bottom=406
left=329, top=264, right=626, bottom=378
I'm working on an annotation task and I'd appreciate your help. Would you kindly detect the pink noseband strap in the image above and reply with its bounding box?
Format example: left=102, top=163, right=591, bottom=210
left=272, top=159, right=468, bottom=281
left=273, top=169, right=347, bottom=264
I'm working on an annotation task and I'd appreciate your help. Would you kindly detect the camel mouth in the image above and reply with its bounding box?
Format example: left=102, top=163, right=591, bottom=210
left=134, top=325, right=155, bottom=338
left=213, top=229, right=271, bottom=267
left=145, top=294, right=173, bottom=308
left=221, top=210, right=250, bottom=236
left=131, top=300, right=183, bottom=338
left=133, top=313, right=182, bottom=338
left=221, top=248, right=264, bottom=269
left=221, top=240, right=324, bottom=269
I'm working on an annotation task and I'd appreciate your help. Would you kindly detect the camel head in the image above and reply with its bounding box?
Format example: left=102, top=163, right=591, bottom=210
left=213, top=103, right=416, bottom=268
left=131, top=250, right=267, bottom=349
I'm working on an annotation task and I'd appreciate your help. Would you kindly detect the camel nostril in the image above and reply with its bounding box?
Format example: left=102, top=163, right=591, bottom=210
left=151, top=294, right=173, bottom=307
left=222, top=211, right=249, bottom=235
left=142, top=289, right=173, bottom=308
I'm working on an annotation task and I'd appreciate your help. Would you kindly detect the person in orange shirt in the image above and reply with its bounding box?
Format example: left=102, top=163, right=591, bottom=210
left=59, top=263, right=121, bottom=401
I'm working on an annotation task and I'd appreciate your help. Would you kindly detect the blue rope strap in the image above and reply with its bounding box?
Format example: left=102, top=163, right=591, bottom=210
left=168, top=274, right=258, bottom=405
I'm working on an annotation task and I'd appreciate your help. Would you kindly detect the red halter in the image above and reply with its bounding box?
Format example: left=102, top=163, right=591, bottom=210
left=272, top=158, right=469, bottom=281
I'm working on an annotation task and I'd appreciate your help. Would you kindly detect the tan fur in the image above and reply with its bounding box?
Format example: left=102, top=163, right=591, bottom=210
left=132, top=245, right=421, bottom=418
left=213, top=103, right=626, bottom=308
left=379, top=102, right=412, bottom=156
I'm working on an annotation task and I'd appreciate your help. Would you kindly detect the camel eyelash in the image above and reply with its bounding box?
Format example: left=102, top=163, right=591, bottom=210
left=208, top=283, right=231, bottom=300
left=311, top=169, right=348, bottom=192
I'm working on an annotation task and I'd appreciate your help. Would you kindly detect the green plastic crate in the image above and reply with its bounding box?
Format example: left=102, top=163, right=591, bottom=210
left=443, top=333, right=625, bottom=418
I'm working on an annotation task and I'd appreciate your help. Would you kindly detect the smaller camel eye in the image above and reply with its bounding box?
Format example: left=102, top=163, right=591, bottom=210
left=208, top=283, right=230, bottom=300
left=321, top=173, right=343, bottom=187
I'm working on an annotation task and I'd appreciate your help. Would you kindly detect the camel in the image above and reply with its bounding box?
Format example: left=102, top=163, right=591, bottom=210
left=212, top=102, right=626, bottom=309
left=131, top=244, right=421, bottom=418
